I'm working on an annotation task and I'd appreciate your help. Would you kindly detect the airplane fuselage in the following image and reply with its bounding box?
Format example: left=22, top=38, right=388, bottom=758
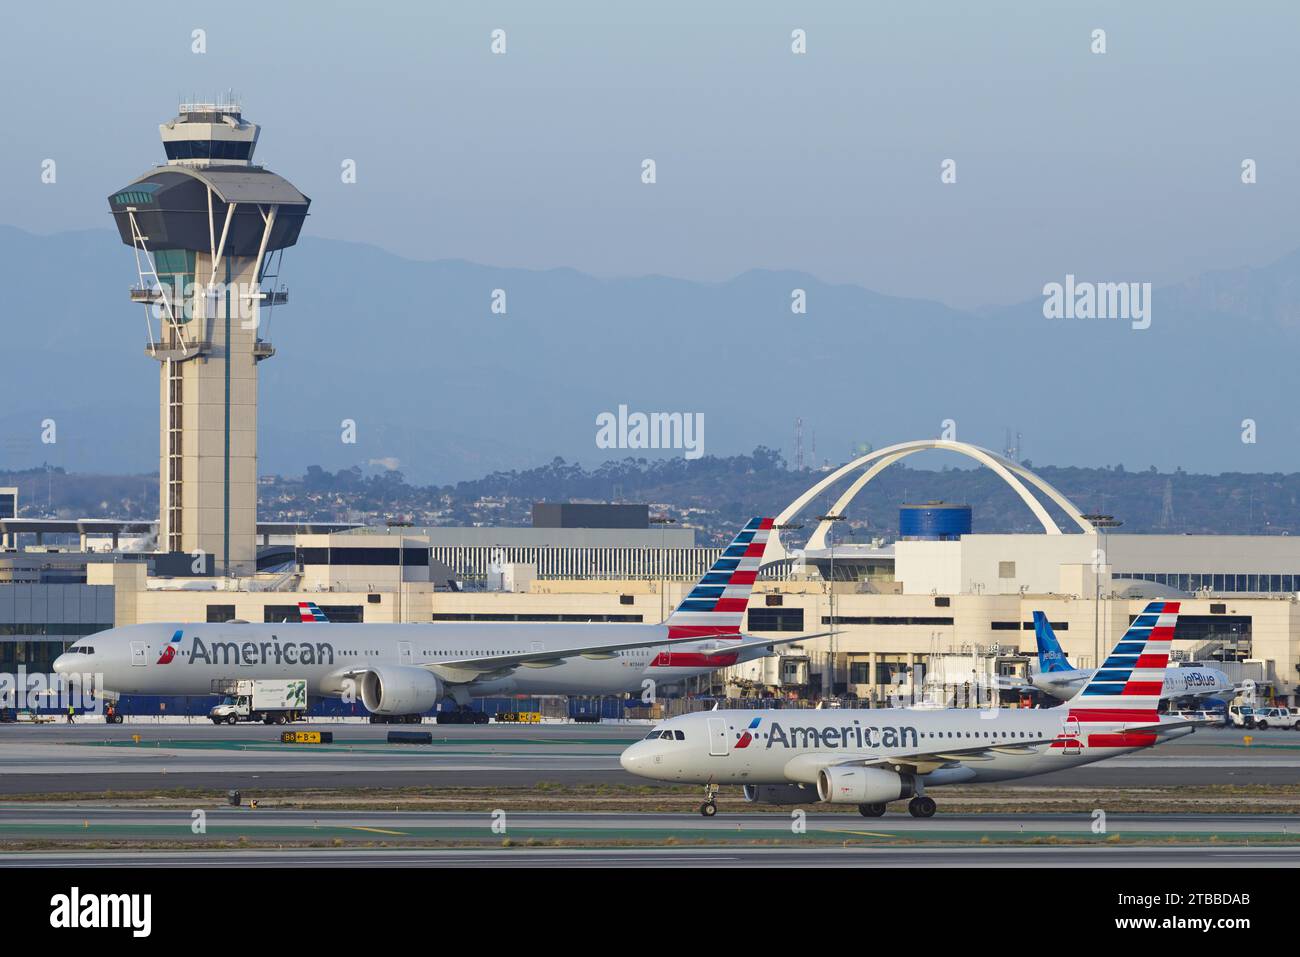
left=1031, top=664, right=1232, bottom=702
left=620, top=707, right=1193, bottom=787
left=56, top=621, right=756, bottom=701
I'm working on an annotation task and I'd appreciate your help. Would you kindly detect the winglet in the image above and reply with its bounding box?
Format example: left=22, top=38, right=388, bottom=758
left=298, top=601, right=329, bottom=623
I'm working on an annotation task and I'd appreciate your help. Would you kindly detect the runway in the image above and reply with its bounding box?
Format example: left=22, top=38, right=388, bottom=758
left=0, top=722, right=1296, bottom=793
left=7, top=844, right=1299, bottom=867
left=2, top=806, right=1296, bottom=837
left=0, top=808, right=1295, bottom=867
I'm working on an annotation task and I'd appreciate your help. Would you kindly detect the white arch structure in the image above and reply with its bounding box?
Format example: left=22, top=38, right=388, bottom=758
left=769, top=439, right=1094, bottom=562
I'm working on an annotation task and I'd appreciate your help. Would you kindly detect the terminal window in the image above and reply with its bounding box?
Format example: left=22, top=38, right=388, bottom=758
left=264, top=604, right=364, bottom=623
left=206, top=605, right=236, bottom=623
left=747, top=608, right=805, bottom=632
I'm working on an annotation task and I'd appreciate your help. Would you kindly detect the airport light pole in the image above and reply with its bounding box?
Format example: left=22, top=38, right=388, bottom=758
left=772, top=523, right=805, bottom=698
left=1082, top=514, right=1122, bottom=669
left=650, top=516, right=676, bottom=622
left=817, top=513, right=846, bottom=699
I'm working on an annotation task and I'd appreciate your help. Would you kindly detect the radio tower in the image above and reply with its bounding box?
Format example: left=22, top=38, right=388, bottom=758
left=108, top=100, right=310, bottom=574
left=794, top=417, right=805, bottom=471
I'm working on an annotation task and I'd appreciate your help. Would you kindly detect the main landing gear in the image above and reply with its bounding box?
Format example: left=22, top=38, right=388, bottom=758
left=699, top=784, right=719, bottom=817
left=858, top=798, right=936, bottom=818
left=907, top=796, right=937, bottom=818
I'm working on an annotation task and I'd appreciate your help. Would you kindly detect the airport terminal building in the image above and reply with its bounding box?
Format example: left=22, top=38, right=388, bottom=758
left=3, top=446, right=1299, bottom=709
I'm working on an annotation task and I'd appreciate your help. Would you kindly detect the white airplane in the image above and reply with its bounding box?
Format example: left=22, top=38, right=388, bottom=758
left=621, top=600, right=1204, bottom=818
left=1020, top=611, right=1233, bottom=703
left=53, top=518, right=827, bottom=719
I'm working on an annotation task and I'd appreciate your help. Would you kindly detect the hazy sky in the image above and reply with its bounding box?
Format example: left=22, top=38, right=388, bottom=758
left=4, top=0, right=1299, bottom=309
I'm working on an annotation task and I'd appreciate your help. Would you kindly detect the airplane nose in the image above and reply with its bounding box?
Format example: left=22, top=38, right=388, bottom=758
left=619, top=743, right=646, bottom=774
left=52, top=654, right=70, bottom=676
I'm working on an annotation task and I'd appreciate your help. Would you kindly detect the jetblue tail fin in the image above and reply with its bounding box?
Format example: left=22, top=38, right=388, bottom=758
left=663, top=517, right=772, bottom=638
left=1033, top=611, right=1071, bottom=673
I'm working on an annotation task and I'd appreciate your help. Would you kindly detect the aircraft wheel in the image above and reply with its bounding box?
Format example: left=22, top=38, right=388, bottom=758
left=699, top=801, right=717, bottom=818
left=908, top=796, right=937, bottom=818
left=858, top=803, right=887, bottom=818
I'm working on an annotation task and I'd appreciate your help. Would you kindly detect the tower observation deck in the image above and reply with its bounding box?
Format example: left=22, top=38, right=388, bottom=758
left=108, top=101, right=311, bottom=575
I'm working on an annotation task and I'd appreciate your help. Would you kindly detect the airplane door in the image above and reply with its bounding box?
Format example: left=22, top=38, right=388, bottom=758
left=707, top=717, right=729, bottom=756
left=130, top=642, right=147, bottom=667
left=398, top=641, right=413, bottom=666
left=1060, top=715, right=1082, bottom=755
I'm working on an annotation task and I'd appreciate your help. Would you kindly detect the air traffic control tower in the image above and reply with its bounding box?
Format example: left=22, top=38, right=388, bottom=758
left=108, top=102, right=310, bottom=575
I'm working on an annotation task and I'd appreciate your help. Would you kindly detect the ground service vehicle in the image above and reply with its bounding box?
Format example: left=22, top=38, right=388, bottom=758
left=1249, top=707, right=1300, bottom=730
left=209, top=679, right=307, bottom=725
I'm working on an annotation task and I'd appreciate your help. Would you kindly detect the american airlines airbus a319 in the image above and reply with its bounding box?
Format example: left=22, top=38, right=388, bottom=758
left=621, top=601, right=1205, bottom=818
left=53, top=519, right=824, bottom=719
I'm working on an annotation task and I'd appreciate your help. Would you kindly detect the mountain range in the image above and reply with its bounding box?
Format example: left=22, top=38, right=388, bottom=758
left=2, top=224, right=1297, bottom=484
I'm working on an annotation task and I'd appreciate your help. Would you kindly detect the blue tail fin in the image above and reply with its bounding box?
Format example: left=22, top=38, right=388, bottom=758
left=1033, top=611, right=1071, bottom=673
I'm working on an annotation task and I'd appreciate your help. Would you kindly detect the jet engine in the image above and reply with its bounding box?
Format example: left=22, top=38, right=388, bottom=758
left=816, top=766, right=916, bottom=804
left=742, top=783, right=819, bottom=806
left=360, top=667, right=442, bottom=716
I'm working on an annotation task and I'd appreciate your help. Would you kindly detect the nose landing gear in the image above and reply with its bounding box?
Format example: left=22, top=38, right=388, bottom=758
left=699, top=784, right=719, bottom=817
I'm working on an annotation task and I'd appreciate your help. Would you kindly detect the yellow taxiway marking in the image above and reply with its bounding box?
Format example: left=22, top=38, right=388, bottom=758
left=350, top=826, right=408, bottom=836
left=841, top=830, right=896, bottom=838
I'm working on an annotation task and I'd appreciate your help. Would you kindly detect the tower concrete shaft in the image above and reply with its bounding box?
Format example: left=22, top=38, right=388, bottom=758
left=109, top=101, right=310, bottom=575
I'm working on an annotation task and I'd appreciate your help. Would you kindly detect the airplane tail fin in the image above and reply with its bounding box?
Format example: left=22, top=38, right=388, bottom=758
left=1066, top=600, right=1180, bottom=739
left=664, top=517, right=772, bottom=638
left=298, top=601, right=329, bottom=623
left=1033, top=611, right=1071, bottom=673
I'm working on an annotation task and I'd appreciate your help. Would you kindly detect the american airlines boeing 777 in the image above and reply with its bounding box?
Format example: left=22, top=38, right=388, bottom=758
left=53, top=519, right=823, bottom=719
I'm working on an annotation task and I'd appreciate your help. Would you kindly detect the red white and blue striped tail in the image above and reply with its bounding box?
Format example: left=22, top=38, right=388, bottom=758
left=664, top=517, right=772, bottom=640
left=1067, top=600, right=1179, bottom=743
left=298, top=601, right=329, bottom=623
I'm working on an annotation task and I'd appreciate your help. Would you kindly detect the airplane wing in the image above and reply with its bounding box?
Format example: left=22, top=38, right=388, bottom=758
left=818, top=717, right=1209, bottom=777
left=691, top=631, right=836, bottom=656
left=417, top=631, right=763, bottom=682
left=784, top=734, right=1063, bottom=779
left=1117, top=716, right=1214, bottom=735
left=327, top=631, right=839, bottom=687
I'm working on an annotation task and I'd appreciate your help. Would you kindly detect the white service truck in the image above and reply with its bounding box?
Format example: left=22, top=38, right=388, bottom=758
left=209, top=679, right=307, bottom=725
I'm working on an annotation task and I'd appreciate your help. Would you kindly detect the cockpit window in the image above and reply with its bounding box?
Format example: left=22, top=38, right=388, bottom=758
left=644, top=729, right=662, bottom=739
left=673, top=730, right=685, bottom=741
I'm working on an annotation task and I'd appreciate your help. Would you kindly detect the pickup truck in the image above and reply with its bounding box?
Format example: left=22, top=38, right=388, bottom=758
left=1228, top=704, right=1300, bottom=730
left=1248, top=707, right=1300, bottom=730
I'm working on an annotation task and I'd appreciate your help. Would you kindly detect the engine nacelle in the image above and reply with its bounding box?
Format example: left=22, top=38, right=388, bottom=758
left=742, top=783, right=819, bottom=806
left=360, top=666, right=442, bottom=716
left=816, top=766, right=915, bottom=805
